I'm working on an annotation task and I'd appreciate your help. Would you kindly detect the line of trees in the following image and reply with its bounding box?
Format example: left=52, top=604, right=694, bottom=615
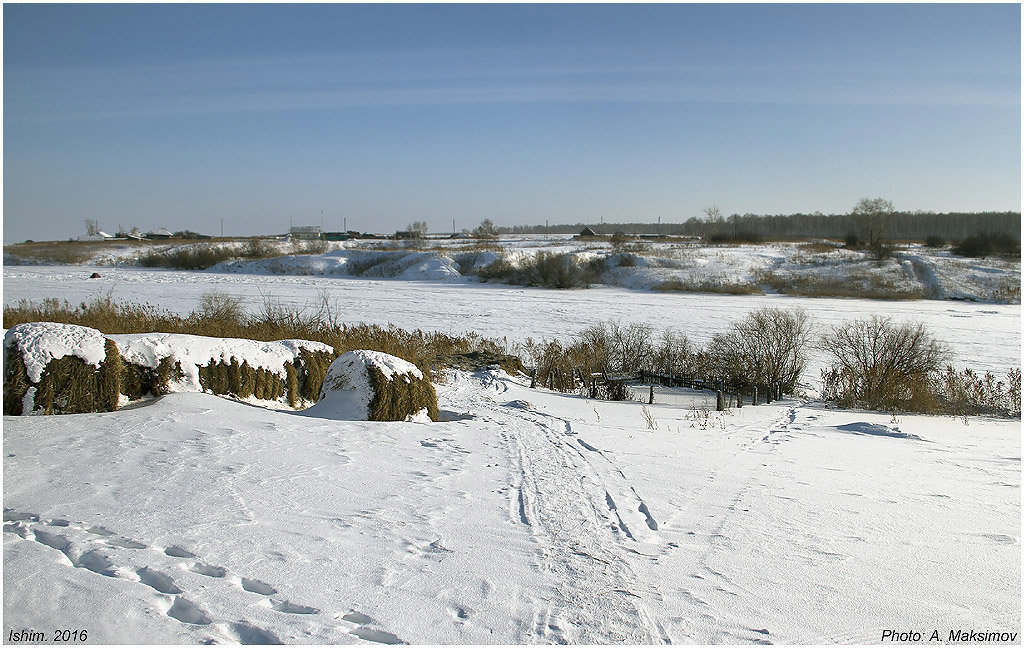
left=504, top=210, right=1020, bottom=242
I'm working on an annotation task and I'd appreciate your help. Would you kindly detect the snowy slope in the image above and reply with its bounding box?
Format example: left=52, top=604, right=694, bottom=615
left=8, top=236, right=1016, bottom=302
left=3, top=370, right=1019, bottom=644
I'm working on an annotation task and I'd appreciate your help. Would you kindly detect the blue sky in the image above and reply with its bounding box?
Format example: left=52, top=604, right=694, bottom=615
left=3, top=3, right=1020, bottom=242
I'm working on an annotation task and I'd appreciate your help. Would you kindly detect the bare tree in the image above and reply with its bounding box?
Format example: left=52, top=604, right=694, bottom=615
left=707, top=307, right=813, bottom=391
left=84, top=219, right=99, bottom=236
left=407, top=221, right=428, bottom=237
left=852, top=197, right=894, bottom=260
left=474, top=219, right=497, bottom=239
left=653, top=328, right=692, bottom=376
left=608, top=321, right=654, bottom=373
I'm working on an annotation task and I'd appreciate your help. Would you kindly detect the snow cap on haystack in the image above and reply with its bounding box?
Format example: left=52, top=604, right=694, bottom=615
left=303, top=350, right=437, bottom=422
left=3, top=322, right=123, bottom=415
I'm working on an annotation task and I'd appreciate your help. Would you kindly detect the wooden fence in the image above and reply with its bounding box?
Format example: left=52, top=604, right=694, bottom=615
left=528, top=366, right=785, bottom=411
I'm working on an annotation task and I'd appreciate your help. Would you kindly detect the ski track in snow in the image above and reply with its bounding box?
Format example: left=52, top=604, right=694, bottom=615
left=3, top=510, right=404, bottom=645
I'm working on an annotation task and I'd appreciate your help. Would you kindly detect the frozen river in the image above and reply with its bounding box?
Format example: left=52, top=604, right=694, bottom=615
left=4, top=264, right=1020, bottom=376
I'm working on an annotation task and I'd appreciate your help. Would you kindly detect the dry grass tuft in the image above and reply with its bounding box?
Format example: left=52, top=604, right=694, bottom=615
left=655, top=279, right=761, bottom=295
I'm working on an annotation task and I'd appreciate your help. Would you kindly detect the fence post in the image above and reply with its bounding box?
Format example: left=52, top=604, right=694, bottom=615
left=716, top=390, right=725, bottom=411
left=530, top=368, right=536, bottom=389
left=752, top=386, right=758, bottom=405
left=649, top=385, right=654, bottom=405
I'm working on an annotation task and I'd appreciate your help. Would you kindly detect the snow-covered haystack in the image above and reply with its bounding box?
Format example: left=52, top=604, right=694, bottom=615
left=111, top=333, right=335, bottom=407
left=303, top=350, right=438, bottom=422
left=3, top=322, right=123, bottom=415
left=2, top=322, right=337, bottom=415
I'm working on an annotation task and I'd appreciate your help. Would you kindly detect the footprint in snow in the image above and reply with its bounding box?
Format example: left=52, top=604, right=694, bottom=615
left=137, top=567, right=183, bottom=594
left=106, top=536, right=147, bottom=549
left=166, top=597, right=212, bottom=625
left=240, top=577, right=277, bottom=595
left=226, top=622, right=283, bottom=645
left=189, top=562, right=227, bottom=578
left=7, top=511, right=326, bottom=640
left=164, top=545, right=197, bottom=558
left=269, top=599, right=320, bottom=615
left=350, top=627, right=405, bottom=644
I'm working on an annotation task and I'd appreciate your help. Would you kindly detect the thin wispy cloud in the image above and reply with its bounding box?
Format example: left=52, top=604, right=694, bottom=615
left=7, top=50, right=1018, bottom=123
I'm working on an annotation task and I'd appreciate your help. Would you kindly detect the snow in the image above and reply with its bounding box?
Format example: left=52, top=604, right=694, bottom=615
left=3, top=370, right=1019, bottom=643
left=4, top=322, right=109, bottom=382
left=109, top=332, right=333, bottom=394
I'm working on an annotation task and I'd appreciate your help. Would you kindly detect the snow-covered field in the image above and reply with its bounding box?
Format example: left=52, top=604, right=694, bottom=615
left=4, top=369, right=1020, bottom=643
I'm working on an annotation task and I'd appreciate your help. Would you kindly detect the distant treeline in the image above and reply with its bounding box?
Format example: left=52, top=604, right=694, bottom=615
left=504, top=211, right=1020, bottom=242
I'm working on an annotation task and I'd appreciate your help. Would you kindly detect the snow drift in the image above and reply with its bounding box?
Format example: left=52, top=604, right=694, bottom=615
left=302, top=350, right=438, bottom=422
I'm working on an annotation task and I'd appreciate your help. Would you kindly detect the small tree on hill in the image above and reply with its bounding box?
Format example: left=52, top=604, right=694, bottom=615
left=852, top=197, right=894, bottom=261
left=474, top=219, right=497, bottom=239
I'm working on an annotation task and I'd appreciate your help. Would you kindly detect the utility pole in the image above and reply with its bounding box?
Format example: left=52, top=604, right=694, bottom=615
left=344, top=217, right=347, bottom=233
left=220, top=218, right=224, bottom=237
left=453, top=218, right=456, bottom=235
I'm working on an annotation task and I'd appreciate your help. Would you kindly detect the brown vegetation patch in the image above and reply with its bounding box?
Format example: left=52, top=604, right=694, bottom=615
left=366, top=366, right=439, bottom=422
left=3, top=349, right=32, bottom=416
left=655, top=279, right=761, bottom=295
left=444, top=350, right=526, bottom=375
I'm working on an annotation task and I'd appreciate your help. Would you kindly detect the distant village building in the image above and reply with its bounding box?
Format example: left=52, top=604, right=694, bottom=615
left=579, top=227, right=598, bottom=237
left=83, top=231, right=114, bottom=241
left=289, top=225, right=322, bottom=240
left=145, top=228, right=173, bottom=240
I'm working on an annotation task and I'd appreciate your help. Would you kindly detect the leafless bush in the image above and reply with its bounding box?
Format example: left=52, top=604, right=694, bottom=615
left=293, top=239, right=329, bottom=255
left=819, top=316, right=949, bottom=411
left=477, top=251, right=604, bottom=288
left=651, top=328, right=693, bottom=376
left=607, top=321, right=654, bottom=373
left=707, top=307, right=812, bottom=392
